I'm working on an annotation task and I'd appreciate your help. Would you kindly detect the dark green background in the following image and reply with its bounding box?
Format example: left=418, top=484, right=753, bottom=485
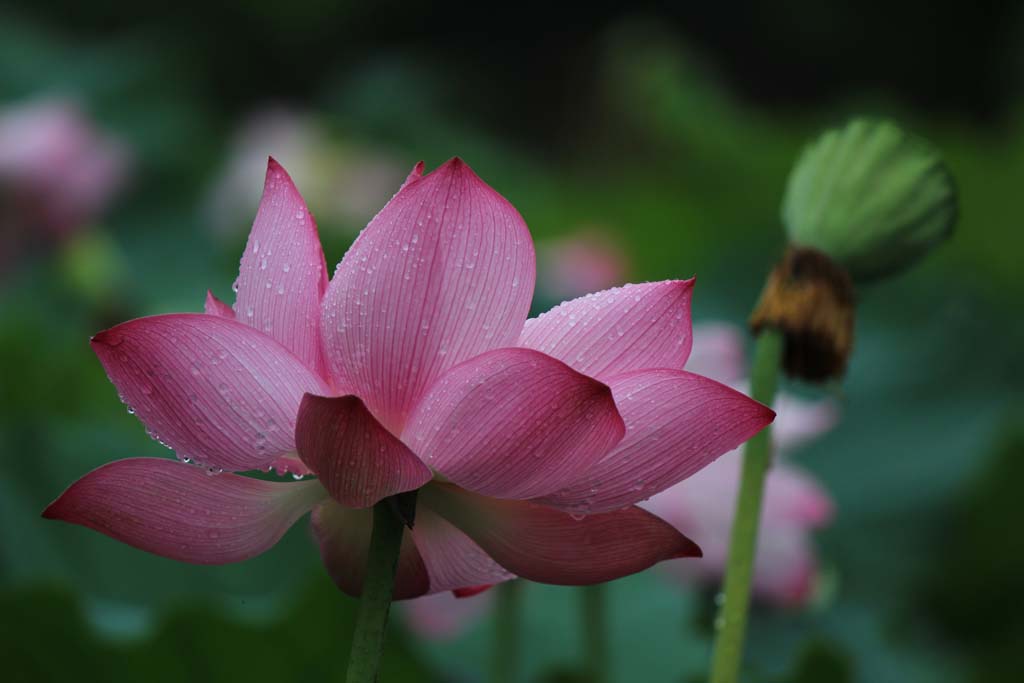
left=2, top=3, right=1022, bottom=681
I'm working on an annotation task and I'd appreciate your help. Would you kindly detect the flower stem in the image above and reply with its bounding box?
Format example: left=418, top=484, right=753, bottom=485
left=709, top=327, right=783, bottom=683
left=493, top=580, right=522, bottom=683
left=345, top=498, right=406, bottom=683
left=582, top=583, right=609, bottom=683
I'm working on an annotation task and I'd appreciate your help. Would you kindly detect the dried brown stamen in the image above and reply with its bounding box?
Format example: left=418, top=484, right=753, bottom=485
left=749, top=246, right=855, bottom=382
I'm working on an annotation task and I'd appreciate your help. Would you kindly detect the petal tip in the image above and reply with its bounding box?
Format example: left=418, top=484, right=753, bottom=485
left=435, top=156, right=477, bottom=181
left=673, top=534, right=703, bottom=559
left=204, top=290, right=235, bottom=319
left=675, top=276, right=696, bottom=290
left=40, top=499, right=62, bottom=520
left=665, top=277, right=696, bottom=302
left=452, top=584, right=493, bottom=598
left=89, top=327, right=117, bottom=348
left=263, top=156, right=297, bottom=188
left=400, top=161, right=426, bottom=190
left=41, top=485, right=79, bottom=523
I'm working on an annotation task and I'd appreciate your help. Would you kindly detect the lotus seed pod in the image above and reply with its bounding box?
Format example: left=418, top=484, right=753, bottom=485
left=782, top=118, right=957, bottom=282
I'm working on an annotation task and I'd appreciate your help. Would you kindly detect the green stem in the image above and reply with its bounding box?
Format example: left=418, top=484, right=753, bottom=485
left=709, top=328, right=783, bottom=683
left=582, top=583, right=609, bottom=683
left=345, top=499, right=405, bottom=683
left=493, top=580, right=522, bottom=683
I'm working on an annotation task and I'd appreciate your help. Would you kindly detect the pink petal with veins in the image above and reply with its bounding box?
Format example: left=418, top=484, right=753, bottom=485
left=538, top=368, right=774, bottom=514
left=412, top=505, right=514, bottom=593
left=310, top=500, right=429, bottom=599
left=518, top=280, right=693, bottom=381
left=404, top=348, right=625, bottom=499
left=91, top=314, right=330, bottom=471
left=295, top=394, right=431, bottom=508
left=320, top=158, right=535, bottom=433
left=420, top=483, right=699, bottom=585
left=233, top=159, right=329, bottom=376
left=43, top=458, right=325, bottom=563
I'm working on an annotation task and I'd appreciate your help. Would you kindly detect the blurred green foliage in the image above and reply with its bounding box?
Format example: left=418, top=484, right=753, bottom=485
left=1, top=5, right=1022, bottom=683
left=0, top=578, right=430, bottom=682
left=921, top=415, right=1024, bottom=683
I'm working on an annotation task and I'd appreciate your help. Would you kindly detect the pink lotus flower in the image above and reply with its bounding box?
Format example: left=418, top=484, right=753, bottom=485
left=0, top=98, right=128, bottom=242
left=44, top=158, right=774, bottom=599
left=400, top=324, right=834, bottom=640
left=642, top=324, right=837, bottom=606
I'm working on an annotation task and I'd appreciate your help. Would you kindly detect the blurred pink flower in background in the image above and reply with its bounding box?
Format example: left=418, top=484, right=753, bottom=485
left=536, top=230, right=630, bottom=303
left=0, top=98, right=129, bottom=264
left=204, top=108, right=408, bottom=237
left=402, top=588, right=497, bottom=641
left=401, top=324, right=836, bottom=640
left=643, top=324, right=838, bottom=606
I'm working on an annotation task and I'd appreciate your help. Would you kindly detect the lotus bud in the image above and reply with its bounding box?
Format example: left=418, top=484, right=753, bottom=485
left=781, top=118, right=957, bottom=283
left=753, top=119, right=957, bottom=382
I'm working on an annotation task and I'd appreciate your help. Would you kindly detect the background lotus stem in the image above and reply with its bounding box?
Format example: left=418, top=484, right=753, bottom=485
left=493, top=580, right=522, bottom=683
left=345, top=499, right=405, bottom=683
left=582, top=583, right=610, bottom=683
left=709, top=327, right=783, bottom=683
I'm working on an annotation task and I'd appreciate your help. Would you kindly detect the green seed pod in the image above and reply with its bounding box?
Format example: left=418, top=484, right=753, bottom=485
left=781, top=118, right=957, bottom=282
